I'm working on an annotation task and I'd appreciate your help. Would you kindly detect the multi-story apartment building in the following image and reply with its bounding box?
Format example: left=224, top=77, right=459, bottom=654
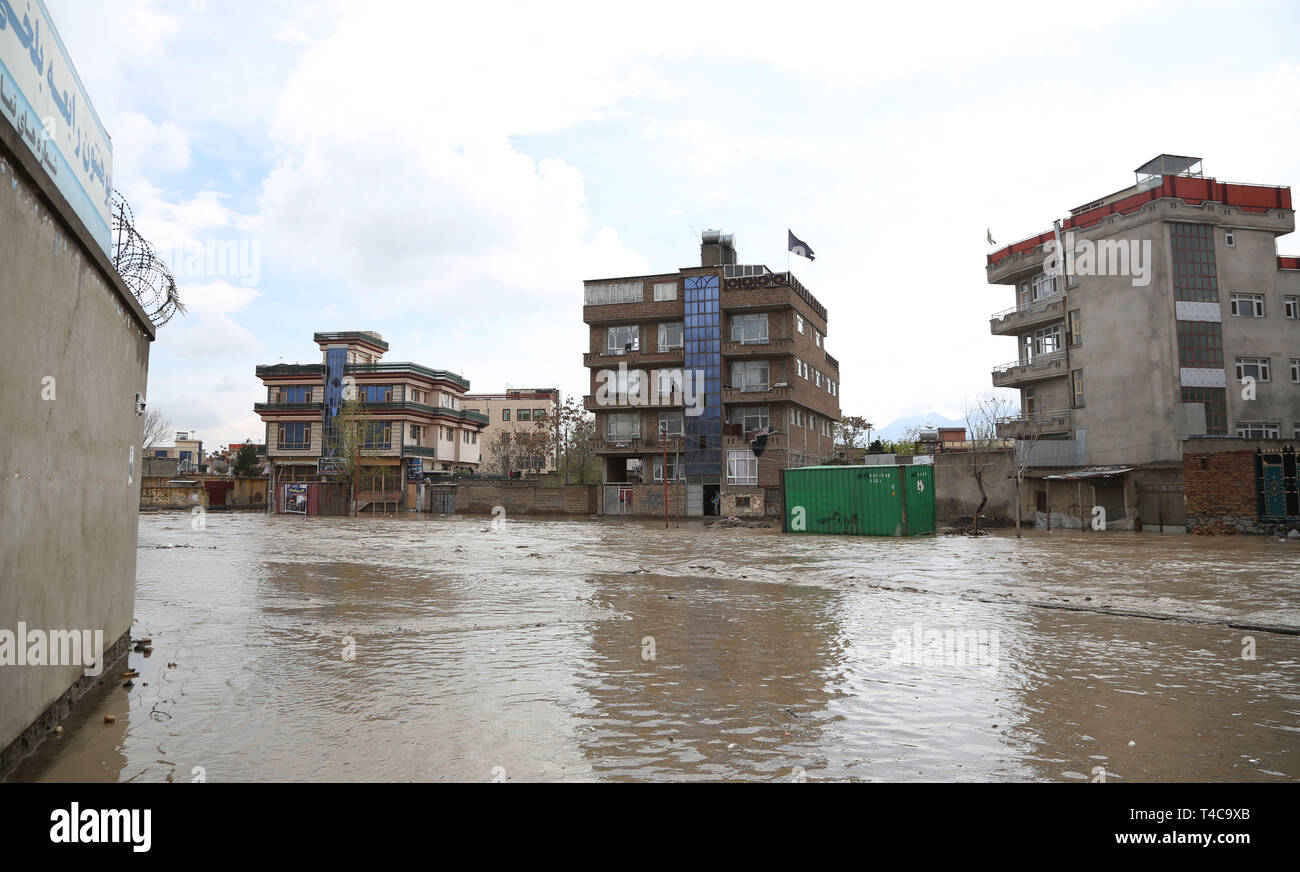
left=148, top=430, right=205, bottom=471
left=987, top=155, right=1298, bottom=528
left=254, top=331, right=488, bottom=504
left=583, top=231, right=841, bottom=517
left=462, top=388, right=560, bottom=474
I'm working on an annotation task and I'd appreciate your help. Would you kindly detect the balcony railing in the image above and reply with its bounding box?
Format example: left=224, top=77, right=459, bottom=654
left=254, top=402, right=323, bottom=414
left=583, top=347, right=685, bottom=367
left=996, top=409, right=1073, bottom=438
left=721, top=384, right=792, bottom=403
left=990, top=295, right=1065, bottom=334
left=721, top=337, right=793, bottom=356
left=991, top=351, right=1070, bottom=387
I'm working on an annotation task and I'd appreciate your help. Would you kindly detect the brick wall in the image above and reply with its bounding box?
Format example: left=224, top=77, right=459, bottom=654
left=455, top=481, right=597, bottom=515
left=1183, top=448, right=1257, bottom=530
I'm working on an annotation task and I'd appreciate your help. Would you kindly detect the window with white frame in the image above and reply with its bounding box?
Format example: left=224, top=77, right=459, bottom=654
left=808, top=414, right=815, bottom=430
left=1230, top=293, right=1266, bottom=317
left=585, top=281, right=643, bottom=306
left=796, top=313, right=805, bottom=334
left=1235, top=422, right=1279, bottom=439
left=653, top=456, right=683, bottom=481
left=1286, top=296, right=1299, bottom=319
left=605, top=413, right=639, bottom=439
left=795, top=359, right=804, bottom=379
left=658, top=410, right=684, bottom=437
left=1290, top=359, right=1300, bottom=383
left=653, top=282, right=678, bottom=301
left=814, top=369, right=822, bottom=388
left=658, top=322, right=684, bottom=352
left=732, top=406, right=768, bottom=433
left=727, top=450, right=757, bottom=485
left=1225, top=229, right=1235, bottom=247
left=791, top=408, right=803, bottom=427
left=1031, top=272, right=1059, bottom=300
left=730, top=360, right=769, bottom=392
left=607, top=325, right=640, bottom=354
left=730, top=313, right=769, bottom=344
left=1235, top=357, right=1271, bottom=382
left=1026, top=324, right=1062, bottom=357
left=814, top=329, right=821, bottom=348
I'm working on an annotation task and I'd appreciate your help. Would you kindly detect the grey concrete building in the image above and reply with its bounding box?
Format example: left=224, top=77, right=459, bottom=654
left=986, top=155, right=1298, bottom=530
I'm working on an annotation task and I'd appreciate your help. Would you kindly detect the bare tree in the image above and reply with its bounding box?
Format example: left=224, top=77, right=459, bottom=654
left=964, top=393, right=1014, bottom=536
left=142, top=407, right=171, bottom=449
left=1012, top=417, right=1044, bottom=538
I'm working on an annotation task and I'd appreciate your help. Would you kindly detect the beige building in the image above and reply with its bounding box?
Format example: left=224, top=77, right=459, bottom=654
left=463, top=388, right=560, bottom=474
left=986, top=155, right=1298, bottom=529
left=254, top=331, right=488, bottom=509
left=146, top=430, right=205, bottom=471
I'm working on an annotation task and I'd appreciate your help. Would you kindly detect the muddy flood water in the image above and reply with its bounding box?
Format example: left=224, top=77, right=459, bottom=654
left=11, top=512, right=1300, bottom=782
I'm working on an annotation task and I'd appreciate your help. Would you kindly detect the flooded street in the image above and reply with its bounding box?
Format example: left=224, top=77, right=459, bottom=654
left=12, top=513, right=1300, bottom=782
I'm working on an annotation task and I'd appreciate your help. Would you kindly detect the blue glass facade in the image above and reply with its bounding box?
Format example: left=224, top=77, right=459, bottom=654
left=683, top=274, right=721, bottom=477
left=322, top=347, right=346, bottom=455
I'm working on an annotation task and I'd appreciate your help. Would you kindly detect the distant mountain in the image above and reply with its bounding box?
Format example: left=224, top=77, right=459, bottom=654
left=873, top=413, right=968, bottom=441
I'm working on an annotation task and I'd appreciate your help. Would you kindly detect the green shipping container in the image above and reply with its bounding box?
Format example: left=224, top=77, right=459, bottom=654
left=782, top=464, right=935, bottom=537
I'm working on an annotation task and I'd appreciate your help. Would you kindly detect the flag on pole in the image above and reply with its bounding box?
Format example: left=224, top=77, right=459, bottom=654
left=788, top=229, right=815, bottom=261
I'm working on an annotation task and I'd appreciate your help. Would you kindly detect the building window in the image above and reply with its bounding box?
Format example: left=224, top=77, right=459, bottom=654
left=463, top=430, right=472, bottom=443
left=1225, top=229, right=1235, bottom=247
left=796, top=313, right=805, bottom=334
left=1177, top=321, right=1224, bottom=369
left=653, top=281, right=678, bottom=301
left=518, top=409, right=532, bottom=421
left=1024, top=387, right=1037, bottom=415
left=1068, top=309, right=1082, bottom=347
left=727, top=450, right=758, bottom=485
left=502, top=409, right=510, bottom=421
left=1229, top=293, right=1266, bottom=317
left=410, top=425, right=422, bottom=443
left=607, top=325, right=640, bottom=354
left=1291, top=359, right=1300, bottom=384
left=277, top=422, right=310, bottom=450
left=1071, top=369, right=1085, bottom=407
left=1235, top=357, right=1271, bottom=382
left=1285, top=296, right=1299, bottom=319
left=730, top=313, right=769, bottom=344
left=1170, top=222, right=1219, bottom=302
left=1235, top=422, right=1280, bottom=439
left=730, top=406, right=769, bottom=434
left=1031, top=272, right=1059, bottom=301
left=814, top=370, right=822, bottom=388
left=533, top=408, right=545, bottom=420
left=658, top=410, right=684, bottom=437
left=606, top=413, right=639, bottom=439
left=361, top=423, right=391, bottom=450
left=658, top=322, right=684, bottom=351
left=814, top=329, right=822, bottom=348
left=652, top=457, right=683, bottom=481
left=443, top=426, right=453, bottom=440
left=730, top=360, right=769, bottom=392
left=808, top=414, right=815, bottom=430
left=279, top=385, right=313, bottom=403
left=585, top=281, right=643, bottom=306
left=1024, top=324, right=1061, bottom=359
left=360, top=384, right=394, bottom=402
left=1181, top=387, right=1227, bottom=435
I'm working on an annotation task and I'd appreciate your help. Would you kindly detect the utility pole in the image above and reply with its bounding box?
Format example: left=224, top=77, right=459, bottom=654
left=661, top=424, right=668, bottom=528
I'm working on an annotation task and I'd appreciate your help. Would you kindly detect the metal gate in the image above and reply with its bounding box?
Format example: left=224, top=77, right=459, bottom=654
left=429, top=488, right=456, bottom=514
left=1257, top=446, right=1299, bottom=519
left=685, top=483, right=703, bottom=517
left=603, top=484, right=632, bottom=515
left=1138, top=482, right=1185, bottom=532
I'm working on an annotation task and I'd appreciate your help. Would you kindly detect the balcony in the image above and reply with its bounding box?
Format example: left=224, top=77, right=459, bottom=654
left=254, top=402, right=322, bottom=416
left=996, top=409, right=1073, bottom=439
left=583, top=394, right=684, bottom=412
left=588, top=437, right=671, bottom=454
left=721, top=384, right=793, bottom=404
left=583, top=347, right=685, bottom=368
left=721, top=338, right=793, bottom=357
left=582, top=298, right=682, bottom=325
left=991, top=351, right=1070, bottom=388
left=990, top=295, right=1066, bottom=335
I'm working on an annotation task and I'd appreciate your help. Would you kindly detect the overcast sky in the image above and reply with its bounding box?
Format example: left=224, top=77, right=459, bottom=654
left=47, top=0, right=1300, bottom=448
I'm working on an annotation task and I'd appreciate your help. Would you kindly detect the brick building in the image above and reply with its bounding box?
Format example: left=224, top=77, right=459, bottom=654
left=583, top=230, right=841, bottom=517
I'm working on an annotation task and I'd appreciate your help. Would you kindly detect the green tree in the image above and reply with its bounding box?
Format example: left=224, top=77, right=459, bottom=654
left=233, top=442, right=261, bottom=477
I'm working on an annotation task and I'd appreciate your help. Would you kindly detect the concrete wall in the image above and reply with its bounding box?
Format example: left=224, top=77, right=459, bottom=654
left=932, top=450, right=1016, bottom=522
left=0, top=133, right=154, bottom=768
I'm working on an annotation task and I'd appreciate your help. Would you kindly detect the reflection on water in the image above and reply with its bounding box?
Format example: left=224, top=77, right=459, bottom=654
left=10, top=513, right=1299, bottom=782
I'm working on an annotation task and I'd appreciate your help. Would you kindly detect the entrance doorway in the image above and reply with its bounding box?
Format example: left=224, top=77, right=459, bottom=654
left=704, top=484, right=720, bottom=516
